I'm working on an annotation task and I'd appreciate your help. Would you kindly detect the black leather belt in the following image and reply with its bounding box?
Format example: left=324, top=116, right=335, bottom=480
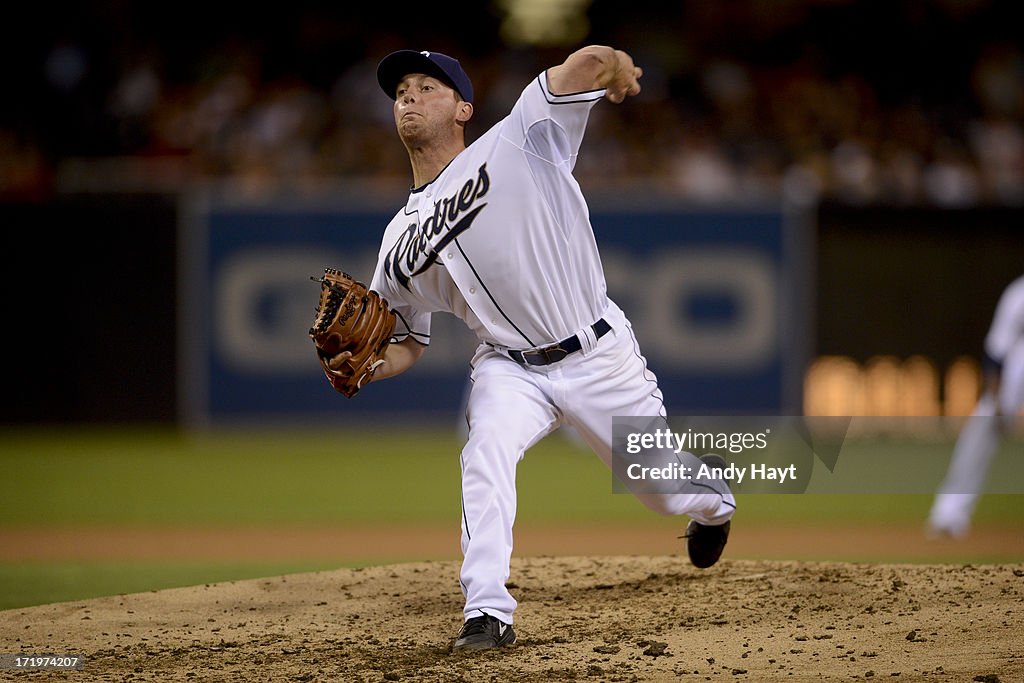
left=508, top=318, right=611, bottom=366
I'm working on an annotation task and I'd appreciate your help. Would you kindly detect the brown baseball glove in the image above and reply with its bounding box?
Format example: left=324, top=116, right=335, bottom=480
left=309, top=268, right=396, bottom=398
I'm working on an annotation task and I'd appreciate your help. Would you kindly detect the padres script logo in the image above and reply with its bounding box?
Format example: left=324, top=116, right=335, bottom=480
left=384, top=164, right=490, bottom=290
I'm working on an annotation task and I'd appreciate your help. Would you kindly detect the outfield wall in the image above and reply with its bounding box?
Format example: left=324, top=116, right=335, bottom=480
left=178, top=192, right=811, bottom=425
left=2, top=195, right=1021, bottom=424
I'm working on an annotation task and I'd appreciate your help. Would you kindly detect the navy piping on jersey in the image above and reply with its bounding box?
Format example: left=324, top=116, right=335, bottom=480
left=409, top=157, right=457, bottom=194
left=453, top=236, right=536, bottom=347
left=536, top=75, right=606, bottom=104
left=395, top=331, right=430, bottom=344
left=391, top=309, right=430, bottom=344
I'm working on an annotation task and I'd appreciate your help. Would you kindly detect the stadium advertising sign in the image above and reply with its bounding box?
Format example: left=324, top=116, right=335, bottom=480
left=180, top=195, right=809, bottom=425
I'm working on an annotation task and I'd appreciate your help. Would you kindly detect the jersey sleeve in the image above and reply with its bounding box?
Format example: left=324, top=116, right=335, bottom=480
left=388, top=302, right=431, bottom=346
left=502, top=70, right=605, bottom=169
left=370, top=262, right=432, bottom=346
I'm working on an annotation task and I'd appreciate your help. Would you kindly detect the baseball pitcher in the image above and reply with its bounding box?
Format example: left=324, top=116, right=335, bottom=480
left=314, top=46, right=737, bottom=650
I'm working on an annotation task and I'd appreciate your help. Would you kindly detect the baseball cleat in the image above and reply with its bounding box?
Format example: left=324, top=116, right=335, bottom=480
left=684, top=453, right=732, bottom=569
left=452, top=614, right=517, bottom=651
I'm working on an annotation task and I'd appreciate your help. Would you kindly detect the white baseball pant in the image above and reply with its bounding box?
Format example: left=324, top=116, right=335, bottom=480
left=458, top=303, right=736, bottom=624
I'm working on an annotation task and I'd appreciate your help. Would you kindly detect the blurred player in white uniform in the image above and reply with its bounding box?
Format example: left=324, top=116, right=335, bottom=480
left=928, top=274, right=1024, bottom=538
left=331, top=46, right=736, bottom=649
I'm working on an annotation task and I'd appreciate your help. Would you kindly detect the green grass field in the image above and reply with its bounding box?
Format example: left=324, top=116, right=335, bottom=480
left=1, top=426, right=1022, bottom=609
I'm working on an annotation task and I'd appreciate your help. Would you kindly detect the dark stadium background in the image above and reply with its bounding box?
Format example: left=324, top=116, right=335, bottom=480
left=2, top=0, right=1021, bottom=424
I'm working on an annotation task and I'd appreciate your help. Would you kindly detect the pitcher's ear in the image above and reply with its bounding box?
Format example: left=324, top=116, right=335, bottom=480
left=456, top=101, right=473, bottom=123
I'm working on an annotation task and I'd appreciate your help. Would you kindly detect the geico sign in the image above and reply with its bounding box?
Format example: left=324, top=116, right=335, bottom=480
left=212, top=247, right=475, bottom=373
left=213, top=248, right=351, bottom=372
left=603, top=248, right=778, bottom=370
left=212, top=246, right=778, bottom=374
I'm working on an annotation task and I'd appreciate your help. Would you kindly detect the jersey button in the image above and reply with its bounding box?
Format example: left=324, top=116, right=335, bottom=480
left=469, top=286, right=476, bottom=294
left=446, top=252, right=454, bottom=259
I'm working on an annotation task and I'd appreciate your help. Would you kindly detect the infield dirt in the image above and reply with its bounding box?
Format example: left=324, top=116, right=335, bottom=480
left=3, top=555, right=1022, bottom=682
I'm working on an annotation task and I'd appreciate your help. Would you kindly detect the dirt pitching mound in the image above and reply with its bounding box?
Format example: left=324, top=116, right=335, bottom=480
left=3, top=557, right=1022, bottom=682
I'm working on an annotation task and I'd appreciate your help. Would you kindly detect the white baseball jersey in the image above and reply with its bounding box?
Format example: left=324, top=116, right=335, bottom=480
left=984, top=274, right=1024, bottom=371
left=369, top=69, right=735, bottom=625
left=370, top=71, right=609, bottom=350
left=985, top=273, right=1024, bottom=414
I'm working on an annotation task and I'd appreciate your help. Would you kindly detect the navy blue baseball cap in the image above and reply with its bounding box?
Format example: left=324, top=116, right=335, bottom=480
left=376, top=50, right=474, bottom=103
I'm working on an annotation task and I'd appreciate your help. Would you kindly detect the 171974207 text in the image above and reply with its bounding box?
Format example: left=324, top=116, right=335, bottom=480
left=0, top=654, right=86, bottom=670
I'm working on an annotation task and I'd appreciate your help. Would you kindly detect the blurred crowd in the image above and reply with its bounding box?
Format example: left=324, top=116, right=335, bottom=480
left=2, top=0, right=1021, bottom=206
